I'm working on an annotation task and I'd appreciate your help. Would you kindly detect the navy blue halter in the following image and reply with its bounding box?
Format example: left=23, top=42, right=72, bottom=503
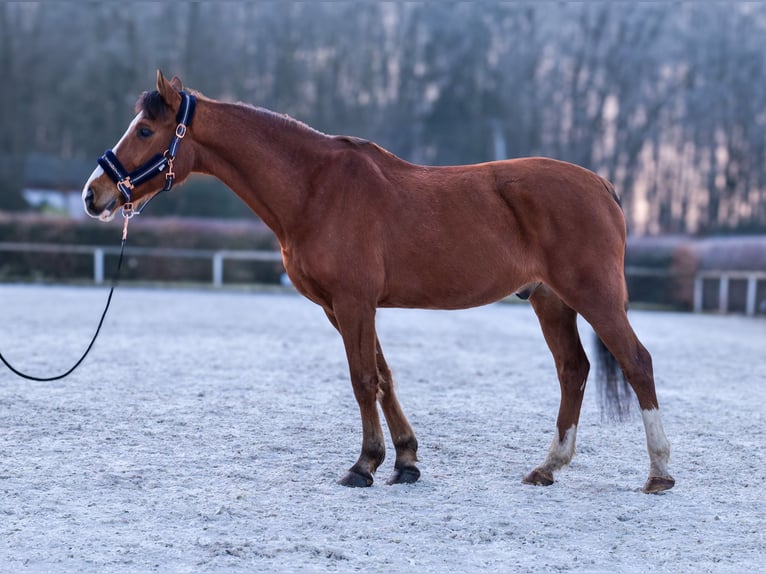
left=97, top=90, right=196, bottom=214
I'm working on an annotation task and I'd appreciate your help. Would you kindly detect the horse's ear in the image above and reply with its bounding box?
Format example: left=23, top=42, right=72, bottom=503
left=156, top=69, right=182, bottom=113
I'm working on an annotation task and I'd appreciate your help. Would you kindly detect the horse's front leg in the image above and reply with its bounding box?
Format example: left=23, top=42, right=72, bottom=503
left=329, top=301, right=386, bottom=487
left=375, top=338, right=420, bottom=485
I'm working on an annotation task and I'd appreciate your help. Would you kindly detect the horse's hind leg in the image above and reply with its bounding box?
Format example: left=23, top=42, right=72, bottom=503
left=587, top=308, right=675, bottom=493
left=523, top=285, right=590, bottom=486
left=375, top=338, right=420, bottom=485
left=563, top=271, right=674, bottom=493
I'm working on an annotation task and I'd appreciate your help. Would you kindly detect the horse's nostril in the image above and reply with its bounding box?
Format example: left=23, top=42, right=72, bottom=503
left=84, top=187, right=95, bottom=207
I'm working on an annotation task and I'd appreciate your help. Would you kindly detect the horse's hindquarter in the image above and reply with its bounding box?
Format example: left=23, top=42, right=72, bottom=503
left=375, top=157, right=627, bottom=309
left=494, top=158, right=628, bottom=297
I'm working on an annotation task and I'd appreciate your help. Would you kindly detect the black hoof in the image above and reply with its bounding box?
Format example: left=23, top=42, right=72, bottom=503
left=642, top=475, right=675, bottom=494
left=522, top=468, right=554, bottom=486
left=337, top=469, right=374, bottom=488
left=386, top=464, right=421, bottom=485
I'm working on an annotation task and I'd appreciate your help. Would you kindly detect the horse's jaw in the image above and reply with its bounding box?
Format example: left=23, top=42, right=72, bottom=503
left=97, top=198, right=119, bottom=221
left=82, top=195, right=118, bottom=222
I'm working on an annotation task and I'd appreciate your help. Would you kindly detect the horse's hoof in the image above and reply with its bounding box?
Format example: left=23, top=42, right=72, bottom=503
left=386, top=464, right=421, bottom=485
left=522, top=468, right=554, bottom=486
left=642, top=475, right=675, bottom=494
left=337, top=469, right=374, bottom=488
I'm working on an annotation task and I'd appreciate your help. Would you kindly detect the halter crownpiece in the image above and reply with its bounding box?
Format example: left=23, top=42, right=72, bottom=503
left=97, top=90, right=196, bottom=214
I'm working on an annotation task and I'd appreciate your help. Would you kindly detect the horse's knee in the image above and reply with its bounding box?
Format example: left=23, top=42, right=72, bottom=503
left=350, top=372, right=381, bottom=403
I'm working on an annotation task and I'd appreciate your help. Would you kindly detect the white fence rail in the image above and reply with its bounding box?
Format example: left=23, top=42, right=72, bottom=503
left=1, top=242, right=765, bottom=315
left=0, top=241, right=283, bottom=288
left=693, top=271, right=766, bottom=315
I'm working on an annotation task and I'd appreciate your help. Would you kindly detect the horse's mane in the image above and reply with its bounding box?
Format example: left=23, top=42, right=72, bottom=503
left=136, top=90, right=171, bottom=121
left=251, top=105, right=328, bottom=139
left=248, top=105, right=401, bottom=162
left=135, top=90, right=395, bottom=160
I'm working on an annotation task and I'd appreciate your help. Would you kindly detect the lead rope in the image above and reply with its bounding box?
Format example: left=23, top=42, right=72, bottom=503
left=0, top=208, right=133, bottom=381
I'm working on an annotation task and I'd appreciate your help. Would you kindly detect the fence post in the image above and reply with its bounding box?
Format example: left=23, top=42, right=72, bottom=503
left=212, top=252, right=223, bottom=287
left=94, top=248, right=104, bottom=284
left=693, top=275, right=704, bottom=313
left=746, top=275, right=757, bottom=316
left=718, top=275, right=729, bottom=313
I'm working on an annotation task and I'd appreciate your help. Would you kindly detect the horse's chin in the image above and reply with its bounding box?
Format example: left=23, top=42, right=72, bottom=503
left=95, top=197, right=119, bottom=222
left=98, top=209, right=117, bottom=222
left=83, top=204, right=116, bottom=222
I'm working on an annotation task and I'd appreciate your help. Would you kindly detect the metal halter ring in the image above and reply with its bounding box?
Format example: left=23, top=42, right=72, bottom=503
left=122, top=202, right=136, bottom=219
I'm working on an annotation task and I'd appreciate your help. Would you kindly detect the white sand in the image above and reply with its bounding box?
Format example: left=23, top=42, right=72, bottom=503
left=1, top=285, right=763, bottom=573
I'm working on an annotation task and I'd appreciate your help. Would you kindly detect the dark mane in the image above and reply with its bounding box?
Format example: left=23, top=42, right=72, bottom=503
left=252, top=106, right=327, bottom=138
left=135, top=90, right=170, bottom=121
left=252, top=107, right=397, bottom=158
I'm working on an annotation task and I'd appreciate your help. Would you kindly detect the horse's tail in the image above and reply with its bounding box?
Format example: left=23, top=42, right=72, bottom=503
left=593, top=335, right=633, bottom=421
left=594, top=175, right=633, bottom=420
left=600, top=175, right=622, bottom=208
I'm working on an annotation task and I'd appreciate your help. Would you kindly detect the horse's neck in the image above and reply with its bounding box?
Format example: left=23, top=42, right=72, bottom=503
left=193, top=100, right=326, bottom=242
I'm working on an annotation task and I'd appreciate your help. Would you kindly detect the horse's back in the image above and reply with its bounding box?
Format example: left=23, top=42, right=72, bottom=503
left=295, top=149, right=627, bottom=310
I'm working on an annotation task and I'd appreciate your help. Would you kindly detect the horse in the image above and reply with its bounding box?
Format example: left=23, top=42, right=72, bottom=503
left=82, top=71, right=674, bottom=494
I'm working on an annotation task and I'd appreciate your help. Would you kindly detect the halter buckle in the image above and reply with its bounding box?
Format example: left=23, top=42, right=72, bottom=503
left=165, top=156, right=176, bottom=180
left=175, top=124, right=187, bottom=138
left=117, top=177, right=134, bottom=192
left=122, top=202, right=136, bottom=219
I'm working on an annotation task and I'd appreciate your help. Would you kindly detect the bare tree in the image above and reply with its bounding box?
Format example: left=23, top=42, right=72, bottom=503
left=2, top=2, right=765, bottom=232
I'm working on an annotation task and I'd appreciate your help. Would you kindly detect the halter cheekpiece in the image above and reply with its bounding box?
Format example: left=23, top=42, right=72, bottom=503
left=97, top=90, right=196, bottom=215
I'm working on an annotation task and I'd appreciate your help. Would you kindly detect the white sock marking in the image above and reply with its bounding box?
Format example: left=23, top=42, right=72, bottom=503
left=641, top=408, right=671, bottom=477
left=541, top=424, right=577, bottom=471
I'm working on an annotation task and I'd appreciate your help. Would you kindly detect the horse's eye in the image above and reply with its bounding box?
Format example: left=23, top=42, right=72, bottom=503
left=137, top=126, right=154, bottom=139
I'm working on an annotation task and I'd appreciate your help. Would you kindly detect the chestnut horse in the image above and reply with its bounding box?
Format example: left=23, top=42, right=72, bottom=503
left=83, top=72, right=674, bottom=493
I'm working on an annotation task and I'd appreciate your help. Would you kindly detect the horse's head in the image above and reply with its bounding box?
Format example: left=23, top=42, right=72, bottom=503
left=82, top=71, right=196, bottom=220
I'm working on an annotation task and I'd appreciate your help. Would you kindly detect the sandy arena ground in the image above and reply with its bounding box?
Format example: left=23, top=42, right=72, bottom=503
left=0, top=285, right=764, bottom=573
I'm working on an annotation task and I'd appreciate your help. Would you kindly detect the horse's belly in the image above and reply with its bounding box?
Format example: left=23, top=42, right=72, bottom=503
left=379, top=253, right=523, bottom=310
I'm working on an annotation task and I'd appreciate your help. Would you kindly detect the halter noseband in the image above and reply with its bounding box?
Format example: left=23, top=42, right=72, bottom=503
left=97, top=90, right=196, bottom=215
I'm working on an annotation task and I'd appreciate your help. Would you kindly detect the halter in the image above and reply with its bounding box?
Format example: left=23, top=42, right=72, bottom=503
left=97, top=90, right=196, bottom=215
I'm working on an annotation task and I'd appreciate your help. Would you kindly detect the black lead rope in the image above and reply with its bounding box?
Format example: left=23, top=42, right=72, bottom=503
left=3, top=91, right=196, bottom=381
left=0, top=215, right=131, bottom=381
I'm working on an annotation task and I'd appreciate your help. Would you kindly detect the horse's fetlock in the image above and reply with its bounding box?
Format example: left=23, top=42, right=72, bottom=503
left=394, top=435, right=419, bottom=456
left=371, top=453, right=385, bottom=473
left=365, top=441, right=386, bottom=471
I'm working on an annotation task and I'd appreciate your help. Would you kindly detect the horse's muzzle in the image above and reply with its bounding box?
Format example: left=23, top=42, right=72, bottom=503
left=83, top=187, right=96, bottom=215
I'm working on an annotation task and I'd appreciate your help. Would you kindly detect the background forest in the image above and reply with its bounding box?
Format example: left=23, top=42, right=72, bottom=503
left=1, top=2, right=765, bottom=235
